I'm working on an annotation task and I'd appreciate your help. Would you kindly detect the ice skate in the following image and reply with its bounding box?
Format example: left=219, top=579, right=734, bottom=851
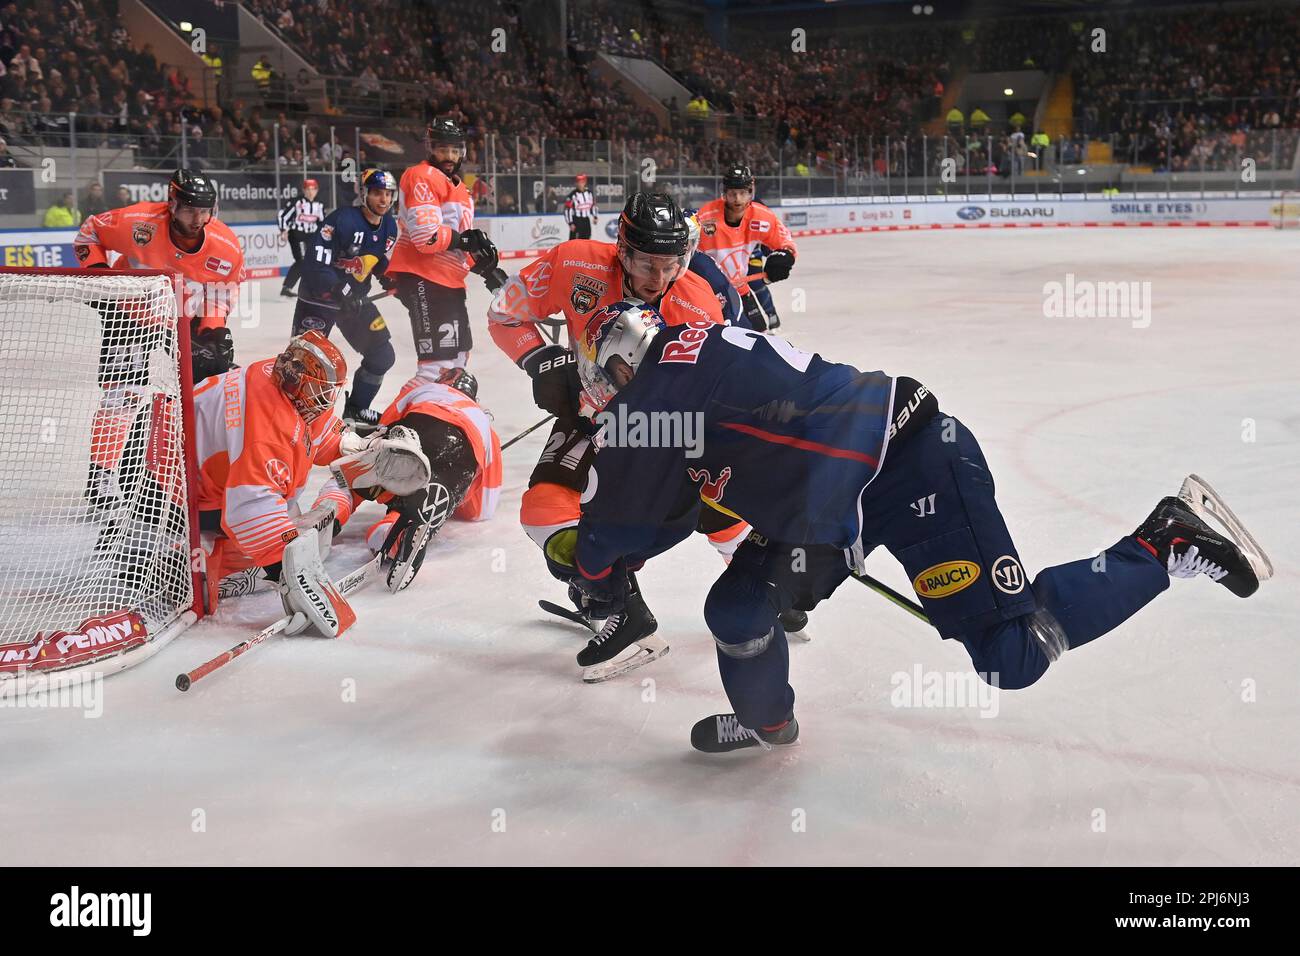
left=577, top=575, right=667, bottom=682
left=690, top=714, right=799, bottom=753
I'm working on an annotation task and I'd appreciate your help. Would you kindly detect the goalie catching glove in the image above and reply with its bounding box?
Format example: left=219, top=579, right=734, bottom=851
left=279, top=525, right=357, bottom=637
left=330, top=424, right=431, bottom=496
left=376, top=481, right=454, bottom=592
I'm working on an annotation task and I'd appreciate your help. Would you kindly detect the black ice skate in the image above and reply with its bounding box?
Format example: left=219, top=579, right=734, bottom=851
left=780, top=608, right=811, bottom=641
left=1135, top=475, right=1272, bottom=598
left=690, top=713, right=799, bottom=754
left=342, top=393, right=382, bottom=436
left=576, top=575, right=667, bottom=682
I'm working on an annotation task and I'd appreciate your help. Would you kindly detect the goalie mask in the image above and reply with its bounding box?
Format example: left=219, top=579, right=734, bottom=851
left=273, top=330, right=347, bottom=423
left=575, top=301, right=666, bottom=412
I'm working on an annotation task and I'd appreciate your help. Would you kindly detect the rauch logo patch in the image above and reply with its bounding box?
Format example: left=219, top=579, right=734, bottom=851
left=912, top=560, right=980, bottom=599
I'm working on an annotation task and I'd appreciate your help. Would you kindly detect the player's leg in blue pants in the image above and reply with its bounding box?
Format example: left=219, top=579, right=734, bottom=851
left=859, top=412, right=1171, bottom=689
left=704, top=412, right=1174, bottom=726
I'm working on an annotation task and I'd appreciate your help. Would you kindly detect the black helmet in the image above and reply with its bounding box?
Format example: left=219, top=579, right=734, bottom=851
left=169, top=168, right=217, bottom=208
left=426, top=116, right=466, bottom=176
left=721, top=163, right=754, bottom=191
left=437, top=366, right=478, bottom=402
left=427, top=116, right=466, bottom=147
left=618, top=191, right=689, bottom=258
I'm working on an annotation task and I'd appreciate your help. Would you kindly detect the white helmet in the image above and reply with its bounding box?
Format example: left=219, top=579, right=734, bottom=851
left=575, top=300, right=666, bottom=412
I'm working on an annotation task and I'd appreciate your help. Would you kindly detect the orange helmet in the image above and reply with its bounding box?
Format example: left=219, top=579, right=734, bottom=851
left=272, top=330, right=346, bottom=422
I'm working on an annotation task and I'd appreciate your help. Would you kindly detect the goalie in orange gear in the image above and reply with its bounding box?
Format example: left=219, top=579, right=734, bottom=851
left=194, top=331, right=429, bottom=635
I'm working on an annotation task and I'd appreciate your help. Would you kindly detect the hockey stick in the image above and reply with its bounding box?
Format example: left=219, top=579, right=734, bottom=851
left=501, top=414, right=555, bottom=451
left=174, top=553, right=383, bottom=692
left=539, top=599, right=598, bottom=632
left=850, top=571, right=931, bottom=624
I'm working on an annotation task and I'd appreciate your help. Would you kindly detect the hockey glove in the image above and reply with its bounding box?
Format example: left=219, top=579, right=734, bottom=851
left=376, top=271, right=397, bottom=292
left=380, top=481, right=453, bottom=593
left=764, top=249, right=795, bottom=283
left=573, top=560, right=630, bottom=618
left=191, top=325, right=235, bottom=382
left=740, top=291, right=769, bottom=332
left=328, top=280, right=362, bottom=317
left=483, top=266, right=509, bottom=294
left=520, top=344, right=582, bottom=420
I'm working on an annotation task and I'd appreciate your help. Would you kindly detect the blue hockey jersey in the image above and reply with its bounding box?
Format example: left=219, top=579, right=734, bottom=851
left=575, top=323, right=896, bottom=577
left=300, top=205, right=398, bottom=308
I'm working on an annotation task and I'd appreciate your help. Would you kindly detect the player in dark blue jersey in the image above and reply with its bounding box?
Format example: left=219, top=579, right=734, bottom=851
left=569, top=304, right=1272, bottom=754
left=295, top=168, right=401, bottom=431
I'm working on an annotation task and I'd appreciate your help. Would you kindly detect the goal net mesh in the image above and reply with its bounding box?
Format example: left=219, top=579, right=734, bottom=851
left=0, top=270, right=197, bottom=672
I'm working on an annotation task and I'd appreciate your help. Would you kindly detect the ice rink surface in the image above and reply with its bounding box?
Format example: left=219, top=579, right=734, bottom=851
left=5, top=228, right=1298, bottom=866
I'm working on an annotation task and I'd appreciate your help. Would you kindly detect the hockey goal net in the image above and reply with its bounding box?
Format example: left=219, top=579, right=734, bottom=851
left=0, top=268, right=204, bottom=680
left=1274, top=191, right=1300, bottom=229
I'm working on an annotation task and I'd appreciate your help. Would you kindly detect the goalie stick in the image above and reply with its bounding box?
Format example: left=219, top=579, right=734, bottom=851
left=174, top=554, right=383, bottom=692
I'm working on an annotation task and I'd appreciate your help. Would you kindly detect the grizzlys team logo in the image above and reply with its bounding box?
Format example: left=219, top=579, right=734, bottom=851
left=687, top=465, right=732, bottom=503
left=912, top=560, right=980, bottom=599
left=569, top=273, right=607, bottom=314
left=132, top=222, right=156, bottom=246
left=701, top=220, right=716, bottom=236
left=265, top=458, right=292, bottom=492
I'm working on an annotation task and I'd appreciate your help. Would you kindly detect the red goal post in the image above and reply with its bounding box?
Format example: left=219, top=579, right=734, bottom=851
left=0, top=267, right=207, bottom=682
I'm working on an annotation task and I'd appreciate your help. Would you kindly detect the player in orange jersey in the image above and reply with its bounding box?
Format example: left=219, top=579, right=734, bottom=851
left=695, top=163, right=797, bottom=331
left=386, top=117, right=502, bottom=377
left=194, top=331, right=429, bottom=635
left=74, top=168, right=246, bottom=382
left=487, top=192, right=754, bottom=678
left=314, top=366, right=501, bottom=593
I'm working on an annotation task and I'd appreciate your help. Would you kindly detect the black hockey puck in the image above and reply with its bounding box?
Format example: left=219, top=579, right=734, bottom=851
left=175, top=673, right=191, bottom=692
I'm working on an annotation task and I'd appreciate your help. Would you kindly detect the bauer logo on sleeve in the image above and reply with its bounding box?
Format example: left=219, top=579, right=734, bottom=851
left=912, top=560, right=980, bottom=599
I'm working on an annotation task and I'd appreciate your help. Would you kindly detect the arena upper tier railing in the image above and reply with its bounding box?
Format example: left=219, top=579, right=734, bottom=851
left=4, top=119, right=1297, bottom=229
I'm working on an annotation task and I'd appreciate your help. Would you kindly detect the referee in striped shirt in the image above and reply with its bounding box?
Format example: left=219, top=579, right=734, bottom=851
left=563, top=173, right=597, bottom=240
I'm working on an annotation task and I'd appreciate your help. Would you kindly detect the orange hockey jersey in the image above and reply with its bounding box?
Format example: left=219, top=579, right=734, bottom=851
left=313, top=376, right=501, bottom=548
left=192, top=359, right=345, bottom=566
left=486, top=239, right=725, bottom=366
left=73, top=201, right=246, bottom=331
left=694, top=199, right=796, bottom=296
left=386, top=161, right=476, bottom=289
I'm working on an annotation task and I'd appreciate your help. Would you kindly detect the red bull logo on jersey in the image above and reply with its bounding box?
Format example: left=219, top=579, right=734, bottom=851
left=913, top=560, right=981, bottom=599
left=688, top=466, right=732, bottom=503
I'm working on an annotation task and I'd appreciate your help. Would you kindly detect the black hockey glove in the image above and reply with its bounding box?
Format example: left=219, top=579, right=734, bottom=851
left=764, top=249, right=795, bottom=282
left=191, top=325, right=235, bottom=382
left=483, top=266, right=509, bottom=294
left=376, top=271, right=397, bottom=292
left=520, top=344, right=581, bottom=420
left=740, top=291, right=769, bottom=332
left=465, top=234, right=501, bottom=277
left=328, top=280, right=362, bottom=317
left=573, top=560, right=630, bottom=618
left=380, top=482, right=453, bottom=593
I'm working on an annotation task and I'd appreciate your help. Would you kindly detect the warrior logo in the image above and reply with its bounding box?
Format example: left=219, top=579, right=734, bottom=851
left=132, top=222, right=156, bottom=246
left=687, top=465, right=732, bottom=503
left=991, top=555, right=1025, bottom=594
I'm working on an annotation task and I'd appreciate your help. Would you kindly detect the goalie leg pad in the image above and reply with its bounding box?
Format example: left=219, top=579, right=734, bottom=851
left=280, top=526, right=357, bottom=637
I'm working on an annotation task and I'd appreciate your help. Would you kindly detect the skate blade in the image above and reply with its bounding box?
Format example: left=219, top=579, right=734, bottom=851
left=581, top=635, right=669, bottom=683
left=1178, top=474, right=1274, bottom=581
